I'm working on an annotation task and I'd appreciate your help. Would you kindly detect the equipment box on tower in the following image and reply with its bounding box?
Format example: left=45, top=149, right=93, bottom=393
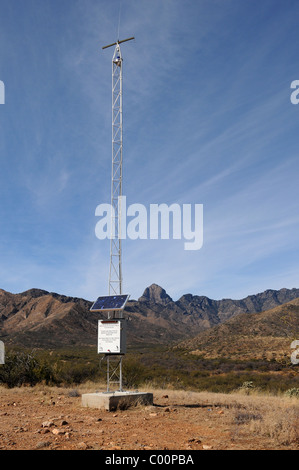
left=98, top=320, right=127, bottom=355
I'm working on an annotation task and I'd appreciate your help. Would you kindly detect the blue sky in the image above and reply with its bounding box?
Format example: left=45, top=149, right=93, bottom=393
left=0, top=0, right=299, bottom=302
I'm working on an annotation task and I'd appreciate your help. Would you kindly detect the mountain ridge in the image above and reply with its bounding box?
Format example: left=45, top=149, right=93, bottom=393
left=0, top=284, right=299, bottom=349
left=177, top=297, right=299, bottom=361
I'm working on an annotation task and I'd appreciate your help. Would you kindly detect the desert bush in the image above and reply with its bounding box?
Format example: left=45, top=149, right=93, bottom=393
left=67, top=389, right=81, bottom=397
left=55, top=364, right=100, bottom=385
left=0, top=350, right=102, bottom=388
left=0, top=351, right=52, bottom=388
left=284, top=388, right=299, bottom=398
left=234, top=411, right=263, bottom=425
left=123, top=357, right=148, bottom=388
left=238, top=381, right=255, bottom=395
left=1, top=347, right=297, bottom=394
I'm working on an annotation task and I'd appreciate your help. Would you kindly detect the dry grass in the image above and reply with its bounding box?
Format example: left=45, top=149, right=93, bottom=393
left=247, top=404, right=298, bottom=445
left=1, top=383, right=298, bottom=448
left=143, top=387, right=299, bottom=446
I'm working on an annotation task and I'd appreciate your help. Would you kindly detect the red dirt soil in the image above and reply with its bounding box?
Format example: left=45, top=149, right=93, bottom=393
left=0, top=387, right=297, bottom=450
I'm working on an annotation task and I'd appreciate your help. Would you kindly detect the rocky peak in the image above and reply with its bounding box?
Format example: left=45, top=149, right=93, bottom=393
left=138, top=284, right=173, bottom=305
left=178, top=293, right=194, bottom=304
left=20, top=288, right=49, bottom=298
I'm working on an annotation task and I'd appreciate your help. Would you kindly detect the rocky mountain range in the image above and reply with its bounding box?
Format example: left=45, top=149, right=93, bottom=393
left=178, top=297, right=299, bottom=361
left=0, top=283, right=299, bottom=349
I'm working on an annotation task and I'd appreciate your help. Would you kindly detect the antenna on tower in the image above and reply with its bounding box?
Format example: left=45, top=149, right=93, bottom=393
left=84, top=36, right=153, bottom=406
left=102, top=37, right=134, bottom=299
left=102, top=37, right=135, bottom=50
left=91, top=36, right=134, bottom=394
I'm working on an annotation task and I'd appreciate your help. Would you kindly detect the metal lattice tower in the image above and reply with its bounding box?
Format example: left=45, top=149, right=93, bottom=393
left=110, top=43, right=123, bottom=297
left=102, top=37, right=134, bottom=298
left=102, top=38, right=134, bottom=392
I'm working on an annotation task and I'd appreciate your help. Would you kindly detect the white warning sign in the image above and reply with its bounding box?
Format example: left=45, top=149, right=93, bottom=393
left=98, top=321, right=126, bottom=354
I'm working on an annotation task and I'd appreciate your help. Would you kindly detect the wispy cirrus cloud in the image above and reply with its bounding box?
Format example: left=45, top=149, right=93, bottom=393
left=0, top=0, right=299, bottom=302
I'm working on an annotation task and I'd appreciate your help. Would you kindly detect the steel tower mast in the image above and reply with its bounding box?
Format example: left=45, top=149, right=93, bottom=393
left=101, top=37, right=134, bottom=392
left=102, top=37, right=134, bottom=298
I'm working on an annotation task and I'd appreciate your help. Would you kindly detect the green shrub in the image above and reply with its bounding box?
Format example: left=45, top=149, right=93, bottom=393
left=123, top=357, right=147, bottom=388
left=0, top=351, right=52, bottom=388
left=284, top=388, right=299, bottom=398
left=238, top=381, right=255, bottom=395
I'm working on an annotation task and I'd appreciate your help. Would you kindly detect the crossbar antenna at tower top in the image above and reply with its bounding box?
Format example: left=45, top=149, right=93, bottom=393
left=102, top=36, right=135, bottom=50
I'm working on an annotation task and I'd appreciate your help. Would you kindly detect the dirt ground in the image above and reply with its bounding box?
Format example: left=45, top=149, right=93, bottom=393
left=0, top=385, right=298, bottom=450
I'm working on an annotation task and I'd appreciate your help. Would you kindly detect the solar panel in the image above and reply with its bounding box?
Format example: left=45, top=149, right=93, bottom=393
left=90, top=294, right=130, bottom=312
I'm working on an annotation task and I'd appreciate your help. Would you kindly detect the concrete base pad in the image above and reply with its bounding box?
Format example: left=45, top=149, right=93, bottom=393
left=82, top=391, right=153, bottom=412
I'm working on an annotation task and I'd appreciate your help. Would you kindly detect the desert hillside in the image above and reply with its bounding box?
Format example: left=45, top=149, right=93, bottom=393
left=178, top=298, right=299, bottom=361
left=1, top=284, right=299, bottom=349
